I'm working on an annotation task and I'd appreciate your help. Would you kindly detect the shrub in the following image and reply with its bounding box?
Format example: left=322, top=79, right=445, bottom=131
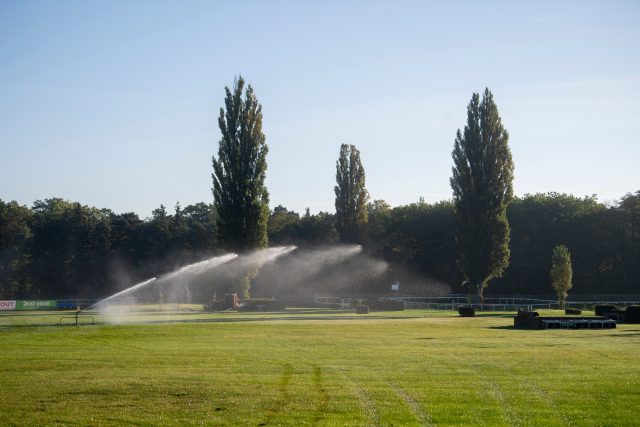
left=355, top=305, right=369, bottom=314
left=624, top=306, right=640, bottom=324
left=458, top=306, right=475, bottom=317
left=594, top=305, right=617, bottom=316
left=565, top=308, right=582, bottom=315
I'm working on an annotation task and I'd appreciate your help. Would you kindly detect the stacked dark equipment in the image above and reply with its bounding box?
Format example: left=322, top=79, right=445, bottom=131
left=514, top=305, right=640, bottom=329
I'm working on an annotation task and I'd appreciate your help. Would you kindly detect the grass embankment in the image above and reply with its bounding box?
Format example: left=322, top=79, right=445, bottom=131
left=0, top=310, right=638, bottom=426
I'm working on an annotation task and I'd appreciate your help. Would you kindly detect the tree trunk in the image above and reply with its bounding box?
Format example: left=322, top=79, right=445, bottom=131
left=469, top=283, right=485, bottom=305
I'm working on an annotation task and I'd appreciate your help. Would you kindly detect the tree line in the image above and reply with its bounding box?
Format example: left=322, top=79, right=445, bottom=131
left=2, top=77, right=638, bottom=299
left=1, top=191, right=638, bottom=299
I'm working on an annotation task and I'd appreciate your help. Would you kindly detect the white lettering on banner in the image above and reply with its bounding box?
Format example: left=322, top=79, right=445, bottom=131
left=21, top=300, right=54, bottom=309
left=0, top=300, right=17, bottom=310
left=0, top=300, right=58, bottom=310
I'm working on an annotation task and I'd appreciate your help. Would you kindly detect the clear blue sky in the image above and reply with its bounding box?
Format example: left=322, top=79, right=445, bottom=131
left=1, top=1, right=639, bottom=217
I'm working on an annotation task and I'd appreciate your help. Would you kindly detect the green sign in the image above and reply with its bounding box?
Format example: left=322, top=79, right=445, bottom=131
left=16, top=300, right=57, bottom=311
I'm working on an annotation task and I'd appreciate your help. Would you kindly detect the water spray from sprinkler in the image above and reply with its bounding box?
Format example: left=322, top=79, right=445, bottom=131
left=82, top=277, right=158, bottom=312
left=81, top=252, right=240, bottom=318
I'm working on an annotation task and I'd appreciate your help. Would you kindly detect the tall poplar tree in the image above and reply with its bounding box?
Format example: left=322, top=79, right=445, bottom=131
left=335, top=144, right=369, bottom=243
left=450, top=88, right=514, bottom=302
left=212, top=76, right=269, bottom=253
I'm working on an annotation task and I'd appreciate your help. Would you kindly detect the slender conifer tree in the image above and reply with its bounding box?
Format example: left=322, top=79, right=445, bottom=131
left=450, top=88, right=514, bottom=302
left=212, top=76, right=269, bottom=253
left=335, top=144, right=369, bottom=243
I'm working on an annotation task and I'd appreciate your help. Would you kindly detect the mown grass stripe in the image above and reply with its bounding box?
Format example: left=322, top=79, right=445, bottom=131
left=387, top=381, right=435, bottom=426
left=344, top=375, right=379, bottom=427
left=311, top=364, right=329, bottom=426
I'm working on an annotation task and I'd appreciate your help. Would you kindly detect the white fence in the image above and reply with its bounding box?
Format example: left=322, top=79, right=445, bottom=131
left=392, top=296, right=555, bottom=311
left=389, top=296, right=640, bottom=311
left=315, top=295, right=640, bottom=311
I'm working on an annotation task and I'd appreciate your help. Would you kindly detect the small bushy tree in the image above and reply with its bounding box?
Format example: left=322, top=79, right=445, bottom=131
left=550, top=244, right=572, bottom=308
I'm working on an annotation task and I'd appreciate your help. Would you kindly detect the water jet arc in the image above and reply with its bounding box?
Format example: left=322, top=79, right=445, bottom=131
left=82, top=253, right=239, bottom=313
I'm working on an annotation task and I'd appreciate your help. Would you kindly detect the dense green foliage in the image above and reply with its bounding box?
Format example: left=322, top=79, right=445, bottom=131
left=0, top=192, right=638, bottom=298
left=212, top=76, right=269, bottom=252
left=335, top=144, right=369, bottom=243
left=367, top=200, right=460, bottom=287
left=1, top=311, right=639, bottom=425
left=550, top=244, right=573, bottom=308
left=0, top=198, right=217, bottom=298
left=494, top=192, right=638, bottom=295
left=268, top=206, right=338, bottom=247
left=451, top=89, right=514, bottom=301
left=0, top=200, right=32, bottom=297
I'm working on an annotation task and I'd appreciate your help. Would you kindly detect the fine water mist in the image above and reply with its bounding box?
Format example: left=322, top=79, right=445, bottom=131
left=219, top=246, right=297, bottom=275
left=202, top=246, right=297, bottom=298
left=250, top=244, right=390, bottom=298
left=89, top=246, right=298, bottom=313
left=155, top=253, right=239, bottom=305
left=87, top=252, right=239, bottom=312
left=84, top=277, right=158, bottom=311
left=88, top=243, right=449, bottom=318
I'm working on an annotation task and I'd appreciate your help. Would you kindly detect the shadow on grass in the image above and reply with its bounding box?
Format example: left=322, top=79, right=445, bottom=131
left=134, top=315, right=418, bottom=325
left=602, top=332, right=640, bottom=337
left=469, top=313, right=516, bottom=318
left=1, top=313, right=423, bottom=328
left=233, top=309, right=354, bottom=316
left=486, top=326, right=640, bottom=337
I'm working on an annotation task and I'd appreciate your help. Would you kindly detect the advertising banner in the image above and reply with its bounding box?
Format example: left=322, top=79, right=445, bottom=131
left=0, top=300, right=17, bottom=310
left=16, top=300, right=58, bottom=311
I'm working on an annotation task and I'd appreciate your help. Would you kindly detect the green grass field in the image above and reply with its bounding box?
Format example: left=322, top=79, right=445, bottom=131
left=1, top=309, right=638, bottom=426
